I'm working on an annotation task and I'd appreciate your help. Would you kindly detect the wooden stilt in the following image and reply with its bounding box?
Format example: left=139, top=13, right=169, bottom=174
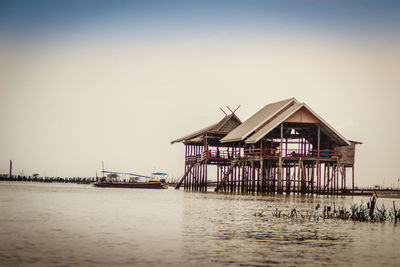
left=251, top=161, right=255, bottom=192
left=352, top=165, right=355, bottom=193
left=278, top=123, right=283, bottom=194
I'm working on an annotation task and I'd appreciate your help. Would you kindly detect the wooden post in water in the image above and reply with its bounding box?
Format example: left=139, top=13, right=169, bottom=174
left=277, top=123, right=283, bottom=194
left=301, top=158, right=306, bottom=194
left=251, top=161, right=255, bottom=192
left=9, top=160, right=12, bottom=179
left=352, top=165, right=355, bottom=194
left=260, top=159, right=265, bottom=193
left=311, top=162, right=315, bottom=195
left=316, top=124, right=320, bottom=193
left=286, top=164, right=291, bottom=194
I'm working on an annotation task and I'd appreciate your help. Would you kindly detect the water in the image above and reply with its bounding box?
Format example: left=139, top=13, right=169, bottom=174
left=0, top=182, right=399, bottom=267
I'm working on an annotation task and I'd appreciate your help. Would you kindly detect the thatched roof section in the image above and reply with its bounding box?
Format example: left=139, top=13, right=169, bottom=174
left=171, top=113, right=241, bottom=145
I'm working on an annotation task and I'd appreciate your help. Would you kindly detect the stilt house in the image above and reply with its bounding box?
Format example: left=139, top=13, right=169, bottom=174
left=172, top=97, right=360, bottom=195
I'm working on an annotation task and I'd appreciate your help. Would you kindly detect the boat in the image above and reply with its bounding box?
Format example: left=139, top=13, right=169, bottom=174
left=93, top=170, right=168, bottom=189
left=94, top=181, right=167, bottom=189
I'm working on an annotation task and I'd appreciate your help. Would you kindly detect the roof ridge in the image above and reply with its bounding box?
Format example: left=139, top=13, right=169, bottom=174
left=220, top=97, right=298, bottom=143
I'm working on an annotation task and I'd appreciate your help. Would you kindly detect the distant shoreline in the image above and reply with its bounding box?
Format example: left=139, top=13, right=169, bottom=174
left=2, top=179, right=400, bottom=198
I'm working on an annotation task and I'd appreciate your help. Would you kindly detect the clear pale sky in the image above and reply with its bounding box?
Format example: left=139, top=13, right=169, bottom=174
left=1, top=0, right=399, bottom=186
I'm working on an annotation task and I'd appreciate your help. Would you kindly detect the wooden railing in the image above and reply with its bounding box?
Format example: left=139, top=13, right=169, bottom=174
left=244, top=148, right=338, bottom=159
left=204, top=150, right=240, bottom=160
left=186, top=150, right=241, bottom=162
left=186, top=148, right=339, bottom=162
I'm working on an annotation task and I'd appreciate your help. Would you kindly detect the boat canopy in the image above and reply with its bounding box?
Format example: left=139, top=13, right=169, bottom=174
left=102, top=170, right=153, bottom=179
left=152, top=172, right=168, bottom=176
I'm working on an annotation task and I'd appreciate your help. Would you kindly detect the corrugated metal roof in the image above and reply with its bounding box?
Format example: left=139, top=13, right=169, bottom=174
left=171, top=114, right=241, bottom=144
left=220, top=97, right=298, bottom=143
left=245, top=103, right=303, bottom=143
left=244, top=102, right=350, bottom=146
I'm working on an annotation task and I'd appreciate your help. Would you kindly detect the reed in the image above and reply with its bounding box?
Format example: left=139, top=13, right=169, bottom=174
left=263, top=197, right=400, bottom=224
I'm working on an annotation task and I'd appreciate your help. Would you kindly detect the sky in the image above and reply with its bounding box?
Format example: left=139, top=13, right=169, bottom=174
left=0, top=0, right=399, bottom=187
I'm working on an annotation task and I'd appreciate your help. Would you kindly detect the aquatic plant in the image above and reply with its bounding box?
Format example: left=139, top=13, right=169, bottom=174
left=268, top=197, right=400, bottom=224
left=391, top=201, right=400, bottom=225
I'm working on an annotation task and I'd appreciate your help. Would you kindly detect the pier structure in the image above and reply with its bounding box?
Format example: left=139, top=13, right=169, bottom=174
left=172, top=98, right=360, bottom=195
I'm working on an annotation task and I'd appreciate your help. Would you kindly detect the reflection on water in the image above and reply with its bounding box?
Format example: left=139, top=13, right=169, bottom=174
left=0, top=182, right=399, bottom=266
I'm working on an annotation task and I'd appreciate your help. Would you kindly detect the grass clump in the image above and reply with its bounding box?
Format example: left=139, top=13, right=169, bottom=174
left=263, top=197, right=400, bottom=224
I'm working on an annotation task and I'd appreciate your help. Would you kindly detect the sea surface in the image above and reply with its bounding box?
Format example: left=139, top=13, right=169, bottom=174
left=0, top=182, right=399, bottom=267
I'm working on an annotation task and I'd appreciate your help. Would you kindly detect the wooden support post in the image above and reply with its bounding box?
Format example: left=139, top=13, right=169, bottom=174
left=192, top=145, right=195, bottom=190
left=205, top=163, right=208, bottom=192
left=352, top=165, right=355, bottom=193
left=300, top=158, right=306, bottom=194
left=335, top=162, right=339, bottom=194
left=323, top=163, right=326, bottom=193
left=265, top=160, right=269, bottom=193
left=241, top=163, right=245, bottom=193
left=200, top=163, right=204, bottom=192
left=278, top=158, right=283, bottom=193
left=273, top=164, right=277, bottom=193
left=199, top=162, right=202, bottom=192
left=342, top=165, right=345, bottom=192
left=332, top=164, right=335, bottom=194
left=9, top=160, right=12, bottom=179
left=197, top=163, right=200, bottom=191
left=245, top=162, right=249, bottom=193
left=196, top=161, right=200, bottom=191
left=260, top=159, right=265, bottom=193
left=278, top=123, right=283, bottom=194
left=238, top=165, right=241, bottom=193
left=217, top=165, right=220, bottom=188
left=231, top=165, right=235, bottom=193
left=257, top=162, right=260, bottom=192
left=286, top=165, right=291, bottom=194
left=329, top=164, right=332, bottom=193
left=226, top=163, right=230, bottom=192
left=251, top=161, right=256, bottom=192
left=333, top=164, right=336, bottom=194
left=311, top=162, right=315, bottom=195
left=296, top=163, right=299, bottom=194
left=193, top=163, right=197, bottom=191
left=316, top=123, right=320, bottom=194
left=269, top=161, right=273, bottom=193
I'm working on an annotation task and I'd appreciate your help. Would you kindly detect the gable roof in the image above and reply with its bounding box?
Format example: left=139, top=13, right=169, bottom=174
left=221, top=97, right=350, bottom=146
left=171, top=113, right=241, bottom=144
left=220, top=97, right=299, bottom=143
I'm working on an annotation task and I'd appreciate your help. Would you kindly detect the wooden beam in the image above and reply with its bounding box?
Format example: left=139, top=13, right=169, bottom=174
left=175, top=162, right=199, bottom=190
left=215, top=158, right=239, bottom=192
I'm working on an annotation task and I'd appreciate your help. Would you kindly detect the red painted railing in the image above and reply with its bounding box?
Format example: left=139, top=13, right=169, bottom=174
left=186, top=148, right=338, bottom=162
left=244, top=148, right=338, bottom=159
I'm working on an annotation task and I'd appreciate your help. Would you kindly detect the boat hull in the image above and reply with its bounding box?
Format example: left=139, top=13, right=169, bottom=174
left=93, top=181, right=168, bottom=189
